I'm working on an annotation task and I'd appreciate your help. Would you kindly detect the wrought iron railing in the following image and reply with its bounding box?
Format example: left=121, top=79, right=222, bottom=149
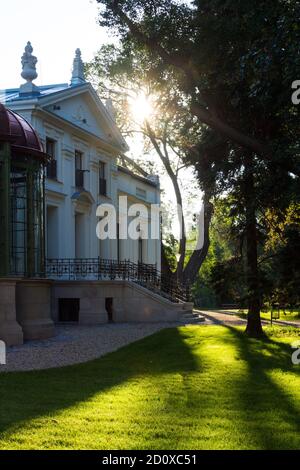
left=46, top=258, right=190, bottom=303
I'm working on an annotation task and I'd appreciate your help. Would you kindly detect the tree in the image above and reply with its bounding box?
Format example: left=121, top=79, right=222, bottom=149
left=86, top=44, right=213, bottom=283
left=96, top=0, right=300, bottom=336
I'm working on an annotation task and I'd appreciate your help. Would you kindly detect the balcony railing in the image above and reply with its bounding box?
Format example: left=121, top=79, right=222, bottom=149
left=46, top=160, right=57, bottom=179
left=46, top=258, right=190, bottom=303
left=75, top=169, right=84, bottom=189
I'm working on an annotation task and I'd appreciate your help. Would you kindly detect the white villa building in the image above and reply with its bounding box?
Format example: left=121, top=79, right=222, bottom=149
left=0, top=43, right=192, bottom=347
left=1, top=45, right=161, bottom=269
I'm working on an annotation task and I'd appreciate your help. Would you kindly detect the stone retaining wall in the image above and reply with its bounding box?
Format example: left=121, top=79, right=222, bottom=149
left=52, top=280, right=185, bottom=324
left=0, top=279, right=189, bottom=346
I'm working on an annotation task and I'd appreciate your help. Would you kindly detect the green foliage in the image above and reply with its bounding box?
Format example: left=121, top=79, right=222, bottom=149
left=193, top=196, right=300, bottom=308
left=96, top=0, right=300, bottom=317
left=261, top=204, right=300, bottom=305
left=192, top=197, right=246, bottom=307
left=238, top=309, right=300, bottom=324
left=162, top=233, right=178, bottom=271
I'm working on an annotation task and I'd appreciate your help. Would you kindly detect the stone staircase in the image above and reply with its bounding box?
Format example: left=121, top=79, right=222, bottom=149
left=180, top=302, right=205, bottom=324
left=180, top=312, right=205, bottom=324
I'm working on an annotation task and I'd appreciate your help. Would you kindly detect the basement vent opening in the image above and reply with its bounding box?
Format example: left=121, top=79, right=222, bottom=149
left=58, top=298, right=80, bottom=322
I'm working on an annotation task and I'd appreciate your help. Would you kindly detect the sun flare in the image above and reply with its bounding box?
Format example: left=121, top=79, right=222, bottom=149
left=130, top=92, right=153, bottom=123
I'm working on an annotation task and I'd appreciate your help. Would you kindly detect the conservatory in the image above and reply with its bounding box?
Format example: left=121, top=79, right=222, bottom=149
left=0, top=103, right=47, bottom=277
left=0, top=103, right=54, bottom=346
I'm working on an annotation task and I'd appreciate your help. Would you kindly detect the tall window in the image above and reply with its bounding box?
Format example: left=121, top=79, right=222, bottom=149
left=138, top=237, right=143, bottom=264
left=117, top=223, right=120, bottom=262
left=75, top=150, right=83, bottom=170
left=75, top=150, right=84, bottom=189
left=46, top=138, right=57, bottom=179
left=99, top=161, right=107, bottom=196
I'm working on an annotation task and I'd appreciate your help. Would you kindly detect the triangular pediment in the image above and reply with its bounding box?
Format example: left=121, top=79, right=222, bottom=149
left=39, top=84, right=128, bottom=152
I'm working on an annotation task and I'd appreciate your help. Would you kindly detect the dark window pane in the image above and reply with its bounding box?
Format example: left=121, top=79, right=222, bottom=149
left=75, top=170, right=84, bottom=189
left=99, top=161, right=105, bottom=179
left=75, top=150, right=83, bottom=170
left=75, top=151, right=84, bottom=188
left=46, top=138, right=56, bottom=158
left=46, top=138, right=57, bottom=179
left=99, top=162, right=106, bottom=196
left=47, top=160, right=57, bottom=179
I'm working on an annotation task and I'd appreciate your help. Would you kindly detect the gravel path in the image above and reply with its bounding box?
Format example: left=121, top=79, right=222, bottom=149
left=0, top=323, right=180, bottom=373
left=3, top=309, right=295, bottom=373
left=196, top=309, right=300, bottom=328
left=195, top=309, right=247, bottom=326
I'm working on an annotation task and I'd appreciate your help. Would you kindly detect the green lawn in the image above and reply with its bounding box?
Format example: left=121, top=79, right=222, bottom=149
left=0, top=325, right=300, bottom=450
left=234, top=309, right=300, bottom=323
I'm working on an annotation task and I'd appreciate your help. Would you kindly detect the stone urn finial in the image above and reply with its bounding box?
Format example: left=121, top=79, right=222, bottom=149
left=20, top=42, right=40, bottom=95
left=71, top=48, right=86, bottom=86
left=21, top=41, right=38, bottom=82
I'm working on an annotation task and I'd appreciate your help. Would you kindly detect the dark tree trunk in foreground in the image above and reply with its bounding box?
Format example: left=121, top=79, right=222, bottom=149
left=244, top=156, right=264, bottom=337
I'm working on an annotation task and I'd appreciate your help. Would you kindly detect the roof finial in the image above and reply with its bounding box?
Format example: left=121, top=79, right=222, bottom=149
left=71, top=48, right=86, bottom=86
left=20, top=42, right=40, bottom=95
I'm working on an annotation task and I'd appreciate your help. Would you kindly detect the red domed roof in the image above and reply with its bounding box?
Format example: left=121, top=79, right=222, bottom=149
left=0, top=103, right=47, bottom=160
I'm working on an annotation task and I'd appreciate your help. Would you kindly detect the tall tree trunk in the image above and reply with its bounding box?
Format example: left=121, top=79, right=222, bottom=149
left=183, top=196, right=213, bottom=283
left=244, top=155, right=264, bottom=337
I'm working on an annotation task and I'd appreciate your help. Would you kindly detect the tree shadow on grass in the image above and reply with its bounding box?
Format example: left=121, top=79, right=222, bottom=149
left=141, top=326, right=300, bottom=449
left=0, top=327, right=201, bottom=442
left=222, top=325, right=300, bottom=449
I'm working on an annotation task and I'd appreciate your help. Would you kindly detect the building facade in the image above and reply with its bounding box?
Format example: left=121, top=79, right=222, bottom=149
left=0, top=44, right=192, bottom=347
left=1, top=44, right=161, bottom=272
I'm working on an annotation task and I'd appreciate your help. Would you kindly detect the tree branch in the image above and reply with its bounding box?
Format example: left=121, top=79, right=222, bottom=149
left=145, top=120, right=187, bottom=278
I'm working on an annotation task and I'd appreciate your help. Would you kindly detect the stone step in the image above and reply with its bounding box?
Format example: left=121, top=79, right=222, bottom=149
left=180, top=313, right=205, bottom=324
left=182, top=312, right=202, bottom=319
left=180, top=318, right=205, bottom=324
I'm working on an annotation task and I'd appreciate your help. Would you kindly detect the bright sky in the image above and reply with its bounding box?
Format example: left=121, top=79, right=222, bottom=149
left=0, top=0, right=106, bottom=89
